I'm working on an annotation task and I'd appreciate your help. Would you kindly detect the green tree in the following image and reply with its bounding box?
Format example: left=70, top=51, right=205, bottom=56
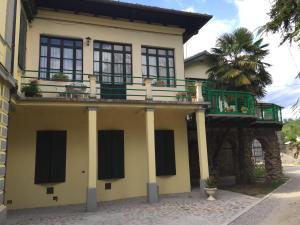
left=282, top=119, right=300, bottom=158
left=207, top=27, right=272, bottom=98
left=263, top=0, right=300, bottom=45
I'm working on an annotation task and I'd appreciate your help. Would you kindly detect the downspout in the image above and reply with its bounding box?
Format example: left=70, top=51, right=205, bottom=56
left=10, top=0, right=17, bottom=76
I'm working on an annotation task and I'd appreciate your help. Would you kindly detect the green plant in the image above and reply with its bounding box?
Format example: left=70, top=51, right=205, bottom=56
left=241, top=106, right=248, bottom=113
left=21, top=80, right=40, bottom=97
left=155, top=79, right=165, bottom=87
left=52, top=72, right=69, bottom=82
left=206, top=177, right=218, bottom=188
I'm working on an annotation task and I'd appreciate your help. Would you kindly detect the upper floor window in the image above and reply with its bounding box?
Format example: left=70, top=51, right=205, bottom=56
left=39, top=36, right=83, bottom=81
left=93, top=41, right=132, bottom=84
left=142, top=47, right=175, bottom=87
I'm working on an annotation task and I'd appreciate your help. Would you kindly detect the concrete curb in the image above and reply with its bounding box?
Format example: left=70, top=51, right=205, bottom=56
left=221, top=178, right=292, bottom=225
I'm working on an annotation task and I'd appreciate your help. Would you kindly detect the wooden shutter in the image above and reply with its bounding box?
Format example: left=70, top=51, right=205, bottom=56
left=155, top=130, right=176, bottom=176
left=50, top=131, right=67, bottom=183
left=98, top=130, right=124, bottom=179
left=18, top=9, right=27, bottom=70
left=35, top=131, right=67, bottom=184
left=35, top=131, right=52, bottom=184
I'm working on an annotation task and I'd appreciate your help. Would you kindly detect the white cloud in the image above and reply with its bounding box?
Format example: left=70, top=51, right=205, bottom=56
left=183, top=7, right=196, bottom=13
left=184, top=18, right=236, bottom=57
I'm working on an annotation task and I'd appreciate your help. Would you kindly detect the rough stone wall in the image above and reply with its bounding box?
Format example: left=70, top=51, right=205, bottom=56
left=206, top=126, right=283, bottom=183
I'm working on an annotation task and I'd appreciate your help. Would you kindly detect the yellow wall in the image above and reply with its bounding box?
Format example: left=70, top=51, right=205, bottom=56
left=184, top=61, right=210, bottom=80
left=0, top=0, right=8, bottom=67
left=5, top=107, right=191, bottom=209
left=22, top=10, right=186, bottom=100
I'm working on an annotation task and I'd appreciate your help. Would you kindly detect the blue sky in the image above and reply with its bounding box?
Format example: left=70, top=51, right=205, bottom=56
left=122, top=0, right=237, bottom=20
left=121, top=0, right=300, bottom=119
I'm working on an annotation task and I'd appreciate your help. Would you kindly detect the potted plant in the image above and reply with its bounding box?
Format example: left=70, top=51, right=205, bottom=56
left=225, top=106, right=234, bottom=112
left=204, top=177, right=218, bottom=201
left=241, top=106, right=248, bottom=113
left=155, top=79, right=165, bottom=87
left=21, top=80, right=40, bottom=97
left=52, top=72, right=69, bottom=82
left=186, top=84, right=196, bottom=101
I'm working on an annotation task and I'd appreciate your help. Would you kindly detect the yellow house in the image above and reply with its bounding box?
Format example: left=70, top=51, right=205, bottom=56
left=4, top=0, right=212, bottom=212
left=0, top=0, right=18, bottom=222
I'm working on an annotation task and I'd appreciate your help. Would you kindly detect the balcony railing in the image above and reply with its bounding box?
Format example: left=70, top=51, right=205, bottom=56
left=256, top=103, right=283, bottom=123
left=204, top=89, right=256, bottom=116
left=20, top=70, right=202, bottom=103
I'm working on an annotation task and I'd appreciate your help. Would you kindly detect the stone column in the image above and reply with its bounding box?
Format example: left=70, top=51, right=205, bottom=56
left=86, top=107, right=98, bottom=212
left=195, top=108, right=209, bottom=191
left=89, top=75, right=97, bottom=99
left=145, top=108, right=159, bottom=203
left=195, top=81, right=204, bottom=102
left=144, top=78, right=153, bottom=100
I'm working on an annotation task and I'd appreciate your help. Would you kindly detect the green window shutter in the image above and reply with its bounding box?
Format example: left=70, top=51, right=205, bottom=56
left=155, top=130, right=176, bottom=176
left=34, top=131, right=67, bottom=184
left=98, top=130, right=125, bottom=180
left=18, top=9, right=27, bottom=70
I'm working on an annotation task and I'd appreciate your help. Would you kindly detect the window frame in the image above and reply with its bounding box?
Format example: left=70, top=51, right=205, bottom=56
left=142, top=46, right=176, bottom=87
left=93, top=41, right=132, bottom=85
left=38, top=36, right=83, bottom=81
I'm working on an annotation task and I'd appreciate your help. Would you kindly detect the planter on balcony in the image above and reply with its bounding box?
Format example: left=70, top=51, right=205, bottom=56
left=63, top=83, right=88, bottom=99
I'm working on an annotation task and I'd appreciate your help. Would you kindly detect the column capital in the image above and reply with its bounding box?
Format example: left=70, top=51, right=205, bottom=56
left=145, top=107, right=154, bottom=112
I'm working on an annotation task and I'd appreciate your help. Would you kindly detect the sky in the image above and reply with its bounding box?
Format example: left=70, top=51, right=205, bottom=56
left=121, top=0, right=300, bottom=119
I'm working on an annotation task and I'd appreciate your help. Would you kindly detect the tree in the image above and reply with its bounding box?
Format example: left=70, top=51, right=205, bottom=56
left=207, top=27, right=272, bottom=98
left=263, top=0, right=300, bottom=46
left=282, top=119, right=300, bottom=158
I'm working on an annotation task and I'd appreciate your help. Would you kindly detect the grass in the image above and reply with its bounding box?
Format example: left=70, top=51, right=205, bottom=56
left=223, top=165, right=288, bottom=198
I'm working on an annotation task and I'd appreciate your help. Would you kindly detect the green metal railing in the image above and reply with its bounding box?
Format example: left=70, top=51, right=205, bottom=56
left=205, top=89, right=256, bottom=116
left=255, top=103, right=283, bottom=123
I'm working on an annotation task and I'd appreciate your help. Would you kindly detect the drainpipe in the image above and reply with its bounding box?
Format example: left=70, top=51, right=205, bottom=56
left=10, top=0, right=17, bottom=76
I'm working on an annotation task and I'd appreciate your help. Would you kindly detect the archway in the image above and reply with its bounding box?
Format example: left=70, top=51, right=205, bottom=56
left=251, top=139, right=265, bottom=165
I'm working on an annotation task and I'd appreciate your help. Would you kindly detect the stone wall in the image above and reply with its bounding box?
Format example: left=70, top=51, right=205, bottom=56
left=205, top=126, right=283, bottom=184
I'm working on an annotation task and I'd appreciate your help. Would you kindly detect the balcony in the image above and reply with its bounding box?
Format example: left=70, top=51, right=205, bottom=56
left=255, top=103, right=283, bottom=123
left=204, top=89, right=256, bottom=116
left=19, top=70, right=205, bottom=104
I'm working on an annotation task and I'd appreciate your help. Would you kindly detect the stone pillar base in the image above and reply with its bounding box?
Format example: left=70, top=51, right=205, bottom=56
left=147, top=183, right=159, bottom=203
left=86, top=188, right=97, bottom=212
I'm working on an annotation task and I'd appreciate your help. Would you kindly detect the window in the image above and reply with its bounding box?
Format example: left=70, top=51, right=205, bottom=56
left=94, top=42, right=132, bottom=84
left=18, top=9, right=27, bottom=70
left=142, top=47, right=175, bottom=87
left=35, top=131, right=67, bottom=184
left=251, top=139, right=264, bottom=164
left=98, top=130, right=125, bottom=179
left=155, top=130, right=176, bottom=176
left=39, top=36, right=83, bottom=81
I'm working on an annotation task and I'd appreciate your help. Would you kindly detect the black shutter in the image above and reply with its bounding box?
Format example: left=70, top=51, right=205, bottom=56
left=18, top=9, right=27, bottom=70
left=50, top=131, right=67, bottom=183
left=35, top=131, right=52, bottom=184
left=98, top=130, right=124, bottom=179
left=35, top=131, right=67, bottom=184
left=155, top=130, right=176, bottom=176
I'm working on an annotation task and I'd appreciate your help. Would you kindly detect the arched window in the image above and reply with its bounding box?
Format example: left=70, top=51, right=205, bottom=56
left=251, top=139, right=264, bottom=164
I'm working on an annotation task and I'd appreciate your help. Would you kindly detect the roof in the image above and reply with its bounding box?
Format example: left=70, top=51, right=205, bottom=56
left=184, top=50, right=210, bottom=65
left=22, top=0, right=212, bottom=43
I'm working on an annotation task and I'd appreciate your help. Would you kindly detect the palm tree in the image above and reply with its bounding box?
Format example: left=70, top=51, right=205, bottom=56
left=207, top=27, right=272, bottom=98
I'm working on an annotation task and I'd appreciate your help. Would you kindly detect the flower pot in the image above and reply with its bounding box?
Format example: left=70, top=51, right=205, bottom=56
left=204, top=187, right=217, bottom=201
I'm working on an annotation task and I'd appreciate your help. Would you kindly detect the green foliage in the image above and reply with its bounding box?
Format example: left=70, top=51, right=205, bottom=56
left=263, top=0, right=300, bottom=45
left=206, top=177, right=218, bottom=188
left=207, top=27, right=272, bottom=98
left=52, top=72, right=69, bottom=82
left=21, top=81, right=40, bottom=97
left=282, top=119, right=300, bottom=147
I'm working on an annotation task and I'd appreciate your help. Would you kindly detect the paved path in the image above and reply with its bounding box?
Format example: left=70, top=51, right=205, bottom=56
left=7, top=189, right=257, bottom=225
left=230, top=166, right=300, bottom=225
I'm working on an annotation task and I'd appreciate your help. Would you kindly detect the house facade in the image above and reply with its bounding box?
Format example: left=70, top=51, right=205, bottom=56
left=0, top=0, right=284, bottom=223
left=4, top=0, right=211, bottom=213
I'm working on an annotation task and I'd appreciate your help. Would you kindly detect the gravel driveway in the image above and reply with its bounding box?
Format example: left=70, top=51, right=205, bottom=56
left=230, top=166, right=300, bottom=225
left=7, top=189, right=257, bottom=225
